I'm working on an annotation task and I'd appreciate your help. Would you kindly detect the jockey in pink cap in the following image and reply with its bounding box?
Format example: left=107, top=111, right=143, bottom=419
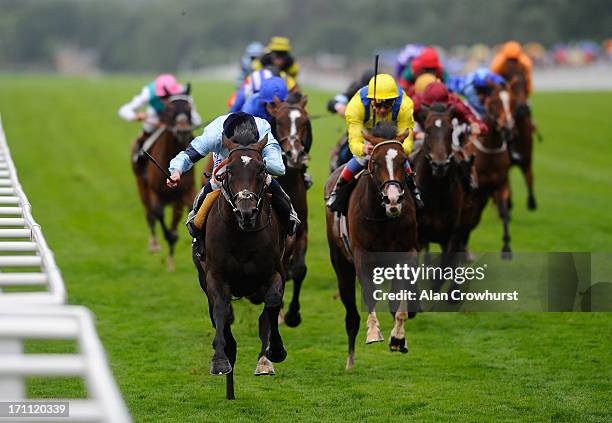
left=119, top=74, right=202, bottom=170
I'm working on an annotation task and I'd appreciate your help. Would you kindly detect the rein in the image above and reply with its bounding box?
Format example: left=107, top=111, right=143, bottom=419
left=471, top=137, right=507, bottom=154
left=367, top=140, right=406, bottom=208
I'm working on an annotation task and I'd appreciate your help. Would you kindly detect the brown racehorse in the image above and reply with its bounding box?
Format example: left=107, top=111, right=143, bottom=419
left=325, top=122, right=418, bottom=370
left=508, top=70, right=537, bottom=211
left=193, top=130, right=289, bottom=400
left=272, top=95, right=310, bottom=327
left=414, top=103, right=465, bottom=254
left=131, top=94, right=196, bottom=271
left=457, top=84, right=512, bottom=257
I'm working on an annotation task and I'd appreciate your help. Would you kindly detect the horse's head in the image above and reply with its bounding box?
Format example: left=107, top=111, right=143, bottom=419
left=484, top=83, right=513, bottom=141
left=159, top=85, right=195, bottom=146
left=508, top=71, right=529, bottom=119
left=364, top=122, right=409, bottom=218
left=422, top=103, right=455, bottom=178
left=221, top=126, right=268, bottom=231
left=273, top=93, right=309, bottom=169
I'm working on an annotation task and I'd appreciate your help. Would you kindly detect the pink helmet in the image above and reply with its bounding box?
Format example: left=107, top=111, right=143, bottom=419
left=154, top=74, right=183, bottom=97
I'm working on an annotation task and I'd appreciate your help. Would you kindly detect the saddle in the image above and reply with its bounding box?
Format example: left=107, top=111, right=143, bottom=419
left=193, top=189, right=221, bottom=229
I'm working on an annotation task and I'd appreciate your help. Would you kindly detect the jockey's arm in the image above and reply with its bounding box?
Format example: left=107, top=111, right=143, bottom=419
left=255, top=118, right=286, bottom=176
left=396, top=96, right=415, bottom=155
left=118, top=86, right=150, bottom=122
left=450, top=95, right=488, bottom=135
left=519, top=54, right=534, bottom=95
left=345, top=93, right=367, bottom=157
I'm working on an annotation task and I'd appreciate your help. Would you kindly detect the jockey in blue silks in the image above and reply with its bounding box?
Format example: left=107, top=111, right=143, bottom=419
left=447, top=68, right=506, bottom=118
left=167, top=112, right=300, bottom=256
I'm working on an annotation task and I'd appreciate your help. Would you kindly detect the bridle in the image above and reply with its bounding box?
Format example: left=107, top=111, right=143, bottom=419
left=217, top=146, right=269, bottom=230
left=367, top=140, right=406, bottom=207
left=275, top=104, right=308, bottom=168
left=423, top=113, right=454, bottom=172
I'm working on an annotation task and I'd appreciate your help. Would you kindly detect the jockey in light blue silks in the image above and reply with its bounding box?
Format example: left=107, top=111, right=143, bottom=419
left=167, top=112, right=300, bottom=257
left=447, top=68, right=506, bottom=118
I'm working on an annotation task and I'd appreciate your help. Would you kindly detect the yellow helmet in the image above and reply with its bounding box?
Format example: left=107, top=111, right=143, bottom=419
left=267, top=36, right=291, bottom=52
left=367, top=74, right=398, bottom=100
left=414, top=73, right=439, bottom=94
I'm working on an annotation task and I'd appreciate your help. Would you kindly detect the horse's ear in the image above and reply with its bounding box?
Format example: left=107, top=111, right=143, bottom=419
left=421, top=104, right=430, bottom=114
left=299, top=95, right=308, bottom=108
left=254, top=133, right=268, bottom=152
left=395, top=129, right=410, bottom=142
left=184, top=82, right=191, bottom=95
left=362, top=130, right=384, bottom=145
left=163, top=86, right=171, bottom=98
left=273, top=96, right=282, bottom=108
left=222, top=133, right=239, bottom=152
left=446, top=105, right=456, bottom=116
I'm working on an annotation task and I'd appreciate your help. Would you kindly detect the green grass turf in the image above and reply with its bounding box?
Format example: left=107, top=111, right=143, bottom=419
left=0, top=76, right=610, bottom=422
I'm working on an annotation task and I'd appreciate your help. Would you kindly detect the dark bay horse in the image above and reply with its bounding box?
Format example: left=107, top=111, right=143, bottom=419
left=414, top=103, right=465, bottom=254
left=273, top=94, right=310, bottom=327
left=457, top=84, right=512, bottom=257
left=131, top=94, right=196, bottom=271
left=325, top=123, right=418, bottom=369
left=508, top=70, right=537, bottom=210
left=193, top=132, right=289, bottom=400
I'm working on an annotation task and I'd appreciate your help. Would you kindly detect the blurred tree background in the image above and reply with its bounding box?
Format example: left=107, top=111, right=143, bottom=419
left=0, top=0, right=610, bottom=72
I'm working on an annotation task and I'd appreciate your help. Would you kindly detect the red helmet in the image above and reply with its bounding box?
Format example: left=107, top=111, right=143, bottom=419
left=422, top=81, right=449, bottom=105
left=418, top=47, right=441, bottom=69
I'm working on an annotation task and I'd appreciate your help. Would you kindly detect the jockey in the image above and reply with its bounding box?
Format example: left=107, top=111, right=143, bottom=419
left=242, top=76, right=313, bottom=189
left=490, top=41, right=533, bottom=96
left=326, top=73, right=424, bottom=212
left=167, top=112, right=300, bottom=256
left=254, top=36, right=300, bottom=79
left=413, top=81, right=488, bottom=139
left=395, top=43, right=424, bottom=79
left=235, top=41, right=265, bottom=88
left=229, top=67, right=298, bottom=112
left=447, top=68, right=506, bottom=118
left=399, top=47, right=448, bottom=94
left=119, top=73, right=202, bottom=169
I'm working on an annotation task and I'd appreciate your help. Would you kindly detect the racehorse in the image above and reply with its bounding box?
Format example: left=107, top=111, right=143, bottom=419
left=131, top=92, right=196, bottom=271
left=193, top=130, right=289, bottom=400
left=413, top=103, right=465, bottom=254
left=273, top=93, right=310, bottom=327
left=325, top=122, right=418, bottom=370
left=457, top=83, right=512, bottom=257
left=508, top=70, right=537, bottom=211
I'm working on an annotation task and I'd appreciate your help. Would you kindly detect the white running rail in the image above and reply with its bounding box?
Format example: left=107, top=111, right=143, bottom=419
left=0, top=116, right=131, bottom=422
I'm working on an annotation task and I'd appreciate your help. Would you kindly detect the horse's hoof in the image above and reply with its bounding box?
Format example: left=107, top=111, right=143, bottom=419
left=366, top=328, right=384, bottom=344
left=346, top=354, right=355, bottom=370
left=254, top=356, right=275, bottom=376
left=389, top=336, right=408, bottom=353
left=265, top=346, right=287, bottom=363
left=283, top=309, right=301, bottom=328
left=501, top=249, right=513, bottom=260
left=149, top=240, right=161, bottom=253
left=210, top=358, right=232, bottom=375
left=528, top=197, right=537, bottom=211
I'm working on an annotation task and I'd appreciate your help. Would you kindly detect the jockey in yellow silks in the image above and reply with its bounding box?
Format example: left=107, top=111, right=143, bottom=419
left=327, top=73, right=423, bottom=213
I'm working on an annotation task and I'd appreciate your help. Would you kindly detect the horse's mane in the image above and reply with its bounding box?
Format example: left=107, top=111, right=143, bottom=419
left=231, top=121, right=259, bottom=146
left=372, top=122, right=398, bottom=140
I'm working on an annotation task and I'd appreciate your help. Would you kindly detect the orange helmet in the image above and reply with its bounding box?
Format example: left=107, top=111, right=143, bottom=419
left=501, top=41, right=523, bottom=59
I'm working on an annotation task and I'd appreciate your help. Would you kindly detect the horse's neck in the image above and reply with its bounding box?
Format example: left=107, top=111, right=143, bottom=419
left=354, top=175, right=386, bottom=220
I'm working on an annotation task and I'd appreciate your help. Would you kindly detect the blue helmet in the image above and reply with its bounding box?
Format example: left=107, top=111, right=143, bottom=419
left=245, top=41, right=264, bottom=58
left=259, top=76, right=288, bottom=103
left=473, top=68, right=505, bottom=89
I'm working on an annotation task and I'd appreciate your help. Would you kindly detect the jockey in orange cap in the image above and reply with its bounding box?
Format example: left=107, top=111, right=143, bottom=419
left=490, top=41, right=533, bottom=95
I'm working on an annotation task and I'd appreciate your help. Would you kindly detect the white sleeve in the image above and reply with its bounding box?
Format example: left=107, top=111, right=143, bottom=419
left=118, top=86, right=150, bottom=121
left=190, top=102, right=203, bottom=126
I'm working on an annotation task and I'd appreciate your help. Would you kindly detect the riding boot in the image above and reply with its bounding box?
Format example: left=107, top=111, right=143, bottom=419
left=187, top=184, right=213, bottom=260
left=268, top=179, right=301, bottom=236
left=327, top=177, right=357, bottom=215
left=405, top=173, right=425, bottom=210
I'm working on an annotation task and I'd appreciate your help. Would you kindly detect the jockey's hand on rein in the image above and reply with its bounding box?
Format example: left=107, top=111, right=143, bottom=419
left=363, top=143, right=374, bottom=155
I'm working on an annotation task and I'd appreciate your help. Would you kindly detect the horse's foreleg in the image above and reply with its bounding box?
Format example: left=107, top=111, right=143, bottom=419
left=223, top=312, right=237, bottom=400
left=494, top=187, right=512, bottom=259
left=284, top=232, right=308, bottom=328
left=332, top=248, right=360, bottom=369
left=254, top=309, right=275, bottom=376
left=208, top=275, right=233, bottom=376
left=522, top=163, right=537, bottom=211
left=264, top=273, right=287, bottom=364
left=145, top=190, right=162, bottom=253
left=165, top=201, right=184, bottom=272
